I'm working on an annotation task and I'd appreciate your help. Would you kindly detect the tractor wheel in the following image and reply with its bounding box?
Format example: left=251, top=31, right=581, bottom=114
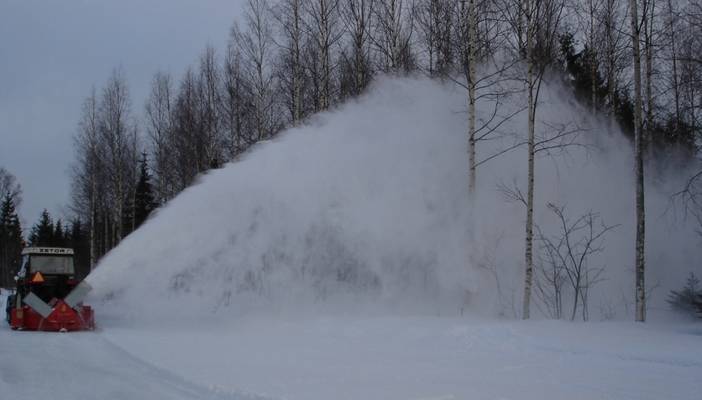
left=5, top=294, right=14, bottom=324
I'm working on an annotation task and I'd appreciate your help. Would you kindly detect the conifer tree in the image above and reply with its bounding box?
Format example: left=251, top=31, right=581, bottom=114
left=54, top=219, right=66, bottom=247
left=0, top=194, right=23, bottom=287
left=122, top=192, right=135, bottom=237
left=134, top=153, right=156, bottom=229
left=29, top=210, right=55, bottom=247
left=68, top=218, right=91, bottom=279
left=667, top=273, right=702, bottom=318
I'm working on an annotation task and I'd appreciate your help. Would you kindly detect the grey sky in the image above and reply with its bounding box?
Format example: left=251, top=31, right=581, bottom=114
left=0, top=0, right=242, bottom=228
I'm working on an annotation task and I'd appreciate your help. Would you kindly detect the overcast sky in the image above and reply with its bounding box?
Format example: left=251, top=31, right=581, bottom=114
left=0, top=0, right=243, bottom=227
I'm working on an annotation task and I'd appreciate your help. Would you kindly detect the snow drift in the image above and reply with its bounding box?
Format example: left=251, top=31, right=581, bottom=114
left=87, top=76, right=701, bottom=323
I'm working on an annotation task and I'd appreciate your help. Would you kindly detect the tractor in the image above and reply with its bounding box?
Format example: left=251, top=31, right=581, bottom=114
left=5, top=247, right=94, bottom=331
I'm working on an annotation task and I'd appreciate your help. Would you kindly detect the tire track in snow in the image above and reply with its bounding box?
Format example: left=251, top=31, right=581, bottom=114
left=0, top=317, right=264, bottom=400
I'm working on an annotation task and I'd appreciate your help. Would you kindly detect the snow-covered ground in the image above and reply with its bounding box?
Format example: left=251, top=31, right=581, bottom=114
left=2, top=285, right=701, bottom=400
left=99, top=316, right=702, bottom=400
left=0, top=291, right=251, bottom=400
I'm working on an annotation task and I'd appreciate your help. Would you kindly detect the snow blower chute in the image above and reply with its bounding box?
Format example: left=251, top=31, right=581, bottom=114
left=5, top=247, right=94, bottom=332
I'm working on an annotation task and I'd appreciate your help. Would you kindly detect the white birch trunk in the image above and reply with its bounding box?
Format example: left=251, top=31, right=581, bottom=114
left=667, top=0, right=680, bottom=128
left=468, top=0, right=477, bottom=194
left=293, top=0, right=302, bottom=123
left=644, top=0, right=655, bottom=147
left=589, top=0, right=597, bottom=112
left=523, top=0, right=535, bottom=320
left=630, top=0, right=646, bottom=322
left=605, top=0, right=617, bottom=113
left=89, top=174, right=96, bottom=270
left=319, top=0, right=331, bottom=110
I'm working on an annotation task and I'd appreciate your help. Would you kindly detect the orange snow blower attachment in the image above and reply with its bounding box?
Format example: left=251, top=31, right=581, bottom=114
left=6, top=247, right=94, bottom=332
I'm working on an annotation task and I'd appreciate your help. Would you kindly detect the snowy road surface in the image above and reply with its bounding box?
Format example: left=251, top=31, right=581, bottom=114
left=2, top=290, right=701, bottom=400
left=0, top=329, right=252, bottom=400
left=0, top=291, right=251, bottom=400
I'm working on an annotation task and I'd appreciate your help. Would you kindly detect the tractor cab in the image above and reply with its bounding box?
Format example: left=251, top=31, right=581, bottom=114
left=6, top=247, right=94, bottom=331
left=17, top=247, right=77, bottom=303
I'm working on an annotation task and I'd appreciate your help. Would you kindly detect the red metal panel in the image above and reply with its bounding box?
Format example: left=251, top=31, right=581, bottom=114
left=10, top=301, right=94, bottom=332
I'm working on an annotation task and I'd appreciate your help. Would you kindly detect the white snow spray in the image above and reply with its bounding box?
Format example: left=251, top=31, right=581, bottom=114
left=87, top=76, right=702, bottom=323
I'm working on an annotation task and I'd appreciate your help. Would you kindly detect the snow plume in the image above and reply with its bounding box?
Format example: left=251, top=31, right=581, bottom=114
left=87, top=76, right=701, bottom=323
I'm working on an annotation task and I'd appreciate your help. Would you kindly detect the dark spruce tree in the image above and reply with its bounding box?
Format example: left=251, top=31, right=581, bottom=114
left=558, top=29, right=695, bottom=161
left=667, top=273, right=702, bottom=318
left=26, top=212, right=91, bottom=279
left=134, top=153, right=156, bottom=230
left=0, top=194, right=23, bottom=287
left=559, top=31, right=635, bottom=137
left=29, top=209, right=55, bottom=247
left=68, top=218, right=91, bottom=279
left=53, top=219, right=67, bottom=248
left=122, top=192, right=135, bottom=237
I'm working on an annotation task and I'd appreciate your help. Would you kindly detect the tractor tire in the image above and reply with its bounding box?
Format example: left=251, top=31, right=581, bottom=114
left=5, top=294, right=14, bottom=324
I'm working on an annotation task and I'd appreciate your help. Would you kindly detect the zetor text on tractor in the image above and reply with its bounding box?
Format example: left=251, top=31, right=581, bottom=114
left=5, top=247, right=94, bottom=332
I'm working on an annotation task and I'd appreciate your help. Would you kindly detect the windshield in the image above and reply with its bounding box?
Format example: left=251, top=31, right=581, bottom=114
left=30, top=256, right=75, bottom=275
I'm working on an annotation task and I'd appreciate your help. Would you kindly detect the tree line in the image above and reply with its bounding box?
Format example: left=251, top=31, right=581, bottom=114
left=0, top=160, right=155, bottom=286
left=29, top=0, right=702, bottom=321
left=0, top=0, right=700, bottom=319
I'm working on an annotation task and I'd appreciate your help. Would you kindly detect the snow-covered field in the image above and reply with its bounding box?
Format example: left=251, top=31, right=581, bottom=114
left=100, top=316, right=702, bottom=400
left=2, top=285, right=701, bottom=400
left=0, top=291, right=246, bottom=400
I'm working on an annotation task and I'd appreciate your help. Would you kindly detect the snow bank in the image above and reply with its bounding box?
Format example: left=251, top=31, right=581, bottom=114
left=87, top=76, right=701, bottom=323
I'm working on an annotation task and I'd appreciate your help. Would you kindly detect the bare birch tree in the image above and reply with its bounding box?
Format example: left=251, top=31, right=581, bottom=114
left=630, top=0, right=647, bottom=322
left=197, top=46, right=225, bottom=169
left=642, top=0, right=657, bottom=149
left=500, top=0, right=567, bottom=319
left=665, top=0, right=681, bottom=131
left=601, top=0, right=628, bottom=114
left=75, top=89, right=101, bottom=269
left=233, top=0, right=278, bottom=140
left=304, top=0, right=343, bottom=110
left=222, top=44, right=253, bottom=158
left=98, top=69, right=138, bottom=244
left=171, top=68, right=201, bottom=190
left=273, top=0, right=307, bottom=123
left=0, top=168, right=22, bottom=208
left=371, top=0, right=415, bottom=72
left=428, top=1, right=518, bottom=196
left=340, top=0, right=375, bottom=95
left=145, top=71, right=175, bottom=204
left=463, top=0, right=479, bottom=193
left=72, top=73, right=138, bottom=262
left=414, top=0, right=454, bottom=76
